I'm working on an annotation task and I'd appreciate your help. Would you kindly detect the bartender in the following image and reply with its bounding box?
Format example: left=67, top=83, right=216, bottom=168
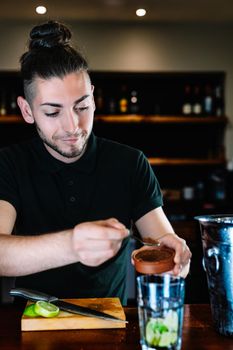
left=0, top=20, right=191, bottom=305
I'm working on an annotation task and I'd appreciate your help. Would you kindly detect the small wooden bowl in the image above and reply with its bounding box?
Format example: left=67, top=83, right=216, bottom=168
left=133, top=246, right=175, bottom=274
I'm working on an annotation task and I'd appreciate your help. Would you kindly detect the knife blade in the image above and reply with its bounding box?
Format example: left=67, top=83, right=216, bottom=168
left=10, top=288, right=128, bottom=323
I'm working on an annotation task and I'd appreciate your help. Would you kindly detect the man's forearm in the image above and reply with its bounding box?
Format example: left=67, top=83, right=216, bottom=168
left=0, top=218, right=129, bottom=276
left=0, top=230, right=77, bottom=276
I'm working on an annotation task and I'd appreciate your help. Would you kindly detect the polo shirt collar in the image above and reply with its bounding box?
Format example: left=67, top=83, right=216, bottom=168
left=35, top=132, right=97, bottom=174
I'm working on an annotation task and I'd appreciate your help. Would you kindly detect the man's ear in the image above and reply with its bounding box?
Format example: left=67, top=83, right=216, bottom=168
left=17, top=96, right=34, bottom=124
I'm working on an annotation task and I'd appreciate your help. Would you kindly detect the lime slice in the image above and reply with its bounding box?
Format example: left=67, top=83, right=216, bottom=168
left=34, top=301, right=60, bottom=318
left=23, top=303, right=39, bottom=317
left=145, top=318, right=164, bottom=346
left=158, top=331, right=173, bottom=347
left=146, top=320, right=158, bottom=345
left=170, top=331, right=178, bottom=344
left=145, top=314, right=178, bottom=348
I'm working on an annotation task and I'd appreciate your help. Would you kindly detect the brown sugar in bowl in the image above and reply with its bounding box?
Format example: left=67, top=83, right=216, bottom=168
left=133, top=246, right=175, bottom=274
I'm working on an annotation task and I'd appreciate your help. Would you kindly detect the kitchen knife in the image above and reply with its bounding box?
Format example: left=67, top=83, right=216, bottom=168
left=10, top=288, right=128, bottom=323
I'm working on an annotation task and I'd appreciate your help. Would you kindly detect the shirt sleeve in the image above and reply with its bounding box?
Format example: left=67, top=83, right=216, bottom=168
left=131, top=151, right=163, bottom=222
left=0, top=149, right=20, bottom=211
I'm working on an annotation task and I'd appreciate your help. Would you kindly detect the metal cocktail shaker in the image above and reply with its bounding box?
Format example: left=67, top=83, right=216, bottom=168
left=195, top=215, right=233, bottom=337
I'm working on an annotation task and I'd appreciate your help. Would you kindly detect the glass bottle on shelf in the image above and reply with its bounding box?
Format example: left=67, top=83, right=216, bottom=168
left=208, top=170, right=226, bottom=201
left=195, top=181, right=205, bottom=201
left=95, top=87, right=104, bottom=114
left=9, top=91, right=18, bottom=115
left=226, top=159, right=233, bottom=202
left=0, top=91, right=7, bottom=116
left=214, top=85, right=224, bottom=117
left=203, top=84, right=213, bottom=116
left=108, top=97, right=117, bottom=114
left=182, top=85, right=192, bottom=115
left=129, top=90, right=139, bottom=114
left=192, top=85, right=202, bottom=115
left=118, top=85, right=128, bottom=114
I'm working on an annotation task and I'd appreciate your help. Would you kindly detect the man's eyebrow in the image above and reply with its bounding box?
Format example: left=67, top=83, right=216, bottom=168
left=74, top=95, right=90, bottom=104
left=40, top=95, right=90, bottom=107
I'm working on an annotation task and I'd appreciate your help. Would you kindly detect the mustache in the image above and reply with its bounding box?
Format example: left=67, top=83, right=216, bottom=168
left=54, top=130, right=88, bottom=140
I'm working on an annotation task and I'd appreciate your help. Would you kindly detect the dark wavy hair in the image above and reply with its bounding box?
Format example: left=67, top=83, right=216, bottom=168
left=20, top=21, right=89, bottom=104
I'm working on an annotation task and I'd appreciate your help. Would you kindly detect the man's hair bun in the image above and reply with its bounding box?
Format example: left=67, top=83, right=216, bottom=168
left=20, top=20, right=89, bottom=101
left=29, top=21, right=72, bottom=50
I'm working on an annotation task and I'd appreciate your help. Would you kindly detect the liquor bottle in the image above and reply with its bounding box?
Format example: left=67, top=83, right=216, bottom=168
left=9, top=91, right=18, bottom=115
left=108, top=97, right=117, bottom=114
left=214, top=85, right=224, bottom=117
left=182, top=85, right=192, bottom=115
left=0, top=92, right=7, bottom=116
left=95, top=88, right=104, bottom=114
left=226, top=159, right=233, bottom=202
left=192, top=85, right=202, bottom=115
left=195, top=181, right=205, bottom=201
left=208, top=170, right=226, bottom=201
left=118, top=85, right=128, bottom=114
left=129, top=90, right=139, bottom=114
left=203, top=84, right=213, bottom=116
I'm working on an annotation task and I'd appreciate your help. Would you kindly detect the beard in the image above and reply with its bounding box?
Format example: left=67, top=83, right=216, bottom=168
left=35, top=123, right=90, bottom=160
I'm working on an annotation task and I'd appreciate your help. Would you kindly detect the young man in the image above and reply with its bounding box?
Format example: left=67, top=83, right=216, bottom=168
left=0, top=21, right=191, bottom=304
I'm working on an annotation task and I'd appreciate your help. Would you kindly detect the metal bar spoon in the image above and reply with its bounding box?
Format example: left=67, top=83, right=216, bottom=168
left=129, top=232, right=167, bottom=247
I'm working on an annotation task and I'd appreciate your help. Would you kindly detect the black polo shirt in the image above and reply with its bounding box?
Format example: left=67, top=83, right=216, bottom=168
left=0, top=133, right=163, bottom=304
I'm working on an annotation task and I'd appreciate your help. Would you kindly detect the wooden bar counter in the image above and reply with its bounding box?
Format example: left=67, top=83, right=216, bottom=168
left=0, top=303, right=232, bottom=349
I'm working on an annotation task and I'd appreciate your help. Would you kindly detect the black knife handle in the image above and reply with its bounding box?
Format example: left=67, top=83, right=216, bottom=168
left=9, top=288, right=58, bottom=302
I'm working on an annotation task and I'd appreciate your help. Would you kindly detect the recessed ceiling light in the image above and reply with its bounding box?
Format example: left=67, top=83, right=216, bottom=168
left=136, top=8, right=146, bottom=17
left=36, top=5, right=47, bottom=15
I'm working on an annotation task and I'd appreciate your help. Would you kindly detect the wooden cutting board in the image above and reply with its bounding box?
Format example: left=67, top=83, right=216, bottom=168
left=21, top=297, right=127, bottom=331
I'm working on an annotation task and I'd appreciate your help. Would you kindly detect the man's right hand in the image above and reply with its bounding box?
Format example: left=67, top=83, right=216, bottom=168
left=72, top=218, right=129, bottom=266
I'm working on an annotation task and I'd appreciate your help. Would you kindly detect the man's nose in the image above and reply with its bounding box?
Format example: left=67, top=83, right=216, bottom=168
left=63, top=111, right=79, bottom=134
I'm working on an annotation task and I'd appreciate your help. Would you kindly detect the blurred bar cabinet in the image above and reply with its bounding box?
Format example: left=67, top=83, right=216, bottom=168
left=0, top=70, right=230, bottom=304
